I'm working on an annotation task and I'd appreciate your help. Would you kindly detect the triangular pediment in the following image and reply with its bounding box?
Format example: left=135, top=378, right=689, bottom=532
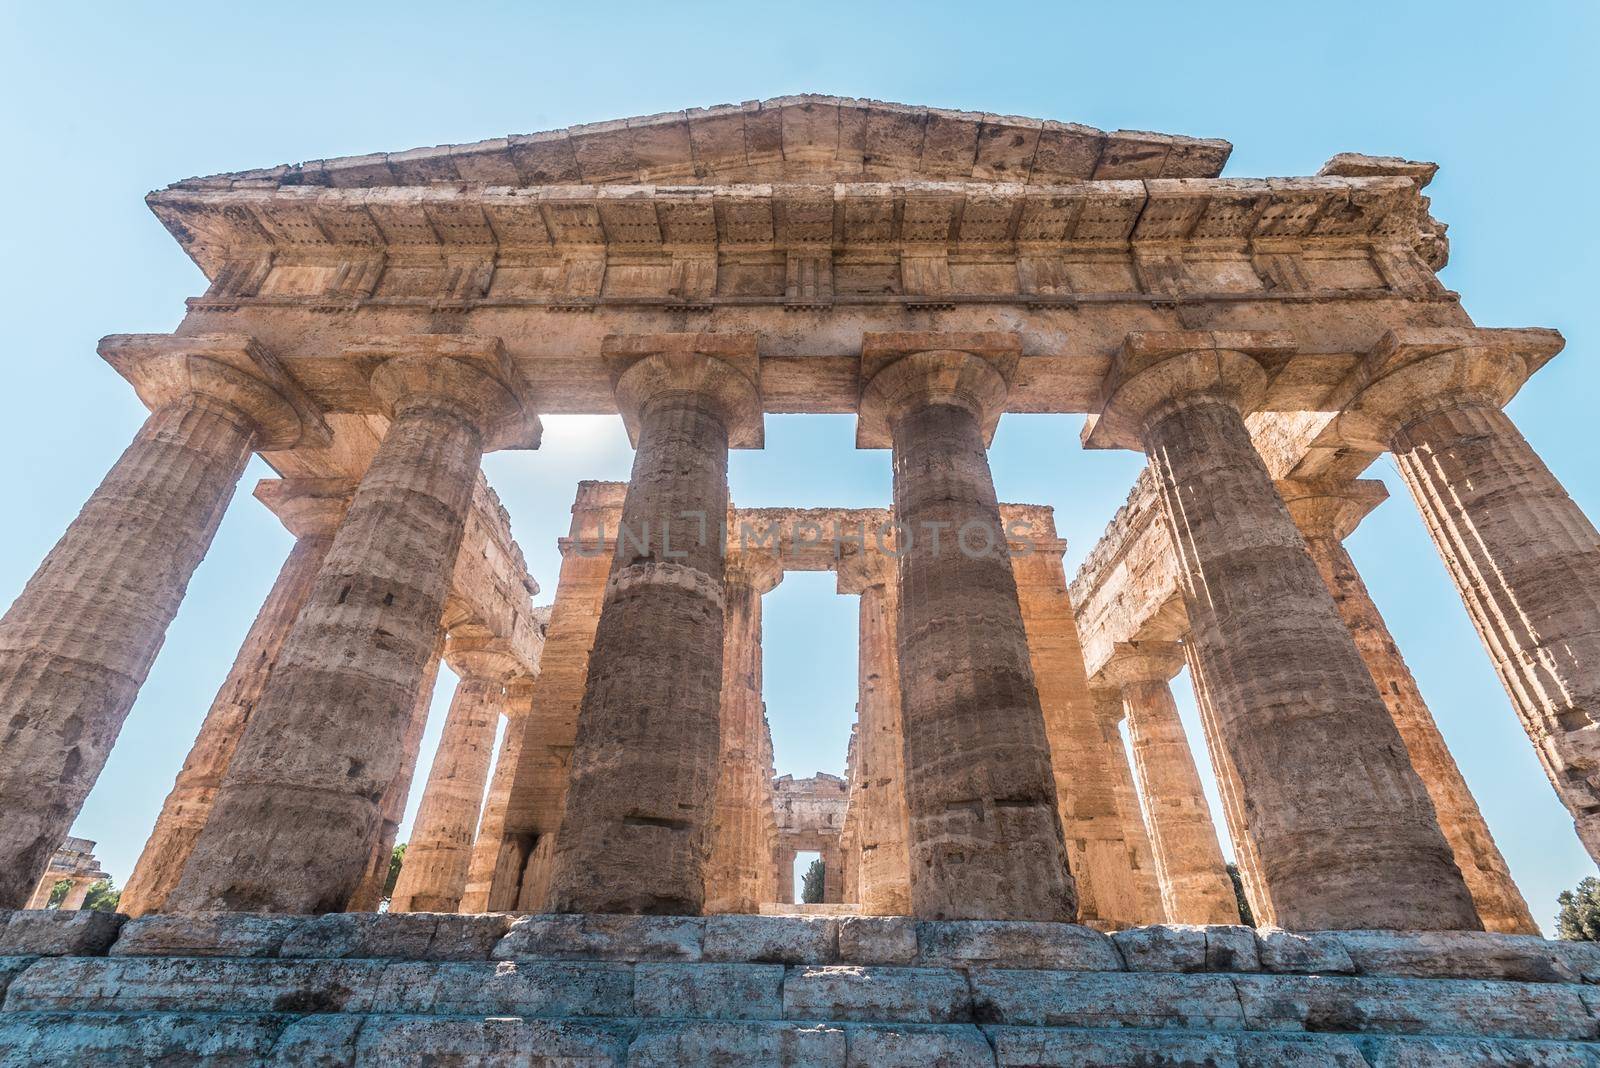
left=167, top=95, right=1231, bottom=193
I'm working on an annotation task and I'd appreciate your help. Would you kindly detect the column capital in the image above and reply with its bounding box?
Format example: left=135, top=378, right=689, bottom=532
left=856, top=332, right=1021, bottom=449
left=1084, top=330, right=1296, bottom=451
left=99, top=333, right=331, bottom=451
left=835, top=548, right=895, bottom=595
left=1099, top=640, right=1186, bottom=690
left=443, top=632, right=524, bottom=684
left=1276, top=478, right=1388, bottom=541
left=725, top=549, right=784, bottom=594
left=602, top=333, right=763, bottom=448
left=348, top=334, right=541, bottom=452
left=1333, top=327, right=1565, bottom=450
left=253, top=477, right=356, bottom=540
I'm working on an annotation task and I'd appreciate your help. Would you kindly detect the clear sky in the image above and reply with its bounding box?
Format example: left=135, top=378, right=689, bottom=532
left=1, top=2, right=1594, bottom=929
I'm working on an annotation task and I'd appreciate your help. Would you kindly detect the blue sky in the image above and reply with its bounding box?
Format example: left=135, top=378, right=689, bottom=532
left=1, top=2, right=1594, bottom=928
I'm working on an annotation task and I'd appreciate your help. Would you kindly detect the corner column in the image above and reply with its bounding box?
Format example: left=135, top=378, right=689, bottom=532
left=169, top=335, right=537, bottom=913
left=0, top=335, right=328, bottom=907
left=858, top=332, right=1075, bottom=921
left=1089, top=330, right=1478, bottom=930
left=549, top=334, right=762, bottom=915
left=120, top=479, right=352, bottom=916
left=1338, top=327, right=1600, bottom=861
left=1101, top=643, right=1239, bottom=925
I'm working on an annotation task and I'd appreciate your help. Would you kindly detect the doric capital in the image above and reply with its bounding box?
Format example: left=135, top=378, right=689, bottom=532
left=1083, top=330, right=1296, bottom=451
left=253, top=477, right=355, bottom=540
left=1332, top=327, right=1565, bottom=451
left=724, top=550, right=784, bottom=594
left=443, top=632, right=524, bottom=684
left=99, top=333, right=331, bottom=451
left=348, top=334, right=541, bottom=452
left=1276, top=478, right=1388, bottom=541
left=602, top=333, right=763, bottom=449
left=856, top=332, right=1021, bottom=449
left=834, top=547, right=895, bottom=595
left=1098, top=640, right=1186, bottom=691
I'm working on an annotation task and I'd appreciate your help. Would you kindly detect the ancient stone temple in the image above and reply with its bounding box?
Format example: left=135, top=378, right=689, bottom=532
left=1, top=97, right=1598, bottom=1062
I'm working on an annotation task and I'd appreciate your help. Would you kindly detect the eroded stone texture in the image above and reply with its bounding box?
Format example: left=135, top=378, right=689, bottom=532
left=1101, top=643, right=1239, bottom=926
left=168, top=337, right=534, bottom=913
left=0, top=335, right=326, bottom=908
left=1337, top=328, right=1600, bottom=863
left=704, top=550, right=783, bottom=914
left=1280, top=477, right=1536, bottom=935
left=836, top=551, right=912, bottom=916
left=120, top=479, right=350, bottom=918
left=860, top=333, right=1074, bottom=922
left=1094, top=331, right=1478, bottom=931
left=549, top=336, right=761, bottom=914
left=390, top=637, right=522, bottom=914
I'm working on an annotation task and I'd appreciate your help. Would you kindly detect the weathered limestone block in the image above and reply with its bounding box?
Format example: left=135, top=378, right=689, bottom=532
left=705, top=550, right=783, bottom=915
left=346, top=1016, right=626, bottom=1066
left=389, top=636, right=521, bottom=914
left=838, top=917, right=919, bottom=965
left=628, top=1020, right=844, bottom=1067
left=0, top=909, right=124, bottom=957
left=984, top=1026, right=1369, bottom=1066
left=859, top=333, right=1074, bottom=923
left=1090, top=331, right=1479, bottom=931
left=365, top=960, right=635, bottom=1016
left=1254, top=928, right=1358, bottom=975
left=915, top=920, right=1123, bottom=971
left=277, top=913, right=512, bottom=961
left=168, top=335, right=535, bottom=913
left=493, top=913, right=706, bottom=962
left=0, top=334, right=327, bottom=908
left=550, top=335, right=761, bottom=915
left=634, top=961, right=785, bottom=1019
left=120, top=478, right=350, bottom=918
left=0, top=1011, right=293, bottom=1066
left=1327, top=930, right=1582, bottom=984
left=844, top=1023, right=995, bottom=1067
left=1099, top=642, right=1240, bottom=926
left=783, top=964, right=974, bottom=1023
left=109, top=913, right=301, bottom=958
left=704, top=914, right=839, bottom=964
left=1335, top=327, right=1600, bottom=862
left=1280, top=477, right=1537, bottom=934
left=967, top=968, right=1245, bottom=1029
left=1111, top=923, right=1258, bottom=974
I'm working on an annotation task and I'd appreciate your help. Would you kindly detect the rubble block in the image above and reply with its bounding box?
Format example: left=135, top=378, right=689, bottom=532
left=0, top=909, right=124, bottom=956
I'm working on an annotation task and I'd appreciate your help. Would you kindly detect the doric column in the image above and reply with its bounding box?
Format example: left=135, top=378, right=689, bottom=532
left=59, top=877, right=94, bottom=912
left=121, top=479, right=352, bottom=916
left=1279, top=477, right=1537, bottom=934
left=858, top=332, right=1075, bottom=922
left=705, top=549, right=783, bottom=914
left=459, top=673, right=536, bottom=913
left=549, top=335, right=762, bottom=915
left=169, top=336, right=536, bottom=913
left=1006, top=507, right=1153, bottom=926
left=836, top=550, right=912, bottom=916
left=1100, top=642, right=1239, bottom=926
left=390, top=635, right=521, bottom=913
left=1089, top=330, right=1478, bottom=930
left=1336, top=327, right=1600, bottom=862
left=1089, top=691, right=1166, bottom=925
left=0, top=334, right=327, bottom=908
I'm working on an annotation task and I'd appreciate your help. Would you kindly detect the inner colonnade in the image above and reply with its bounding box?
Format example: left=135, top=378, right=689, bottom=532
left=0, top=98, right=1595, bottom=942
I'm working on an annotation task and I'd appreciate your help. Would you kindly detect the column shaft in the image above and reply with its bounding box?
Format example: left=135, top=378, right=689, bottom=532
left=550, top=395, right=731, bottom=914
left=0, top=398, right=256, bottom=907
left=121, top=532, right=332, bottom=916
left=1393, top=402, right=1600, bottom=861
left=1146, top=397, right=1477, bottom=929
left=170, top=397, right=484, bottom=913
left=460, top=677, right=534, bottom=913
left=853, top=580, right=912, bottom=915
left=891, top=400, right=1074, bottom=921
left=1099, top=707, right=1165, bottom=923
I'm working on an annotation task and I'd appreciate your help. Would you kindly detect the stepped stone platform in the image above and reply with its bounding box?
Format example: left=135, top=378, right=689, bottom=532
left=1, top=910, right=1599, bottom=1065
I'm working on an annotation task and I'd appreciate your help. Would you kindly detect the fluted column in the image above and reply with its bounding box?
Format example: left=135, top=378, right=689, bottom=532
left=858, top=332, right=1074, bottom=922
left=391, top=636, right=521, bottom=913
left=169, top=336, right=537, bottom=913
left=836, top=551, right=912, bottom=915
left=1093, top=697, right=1165, bottom=924
left=1279, top=477, right=1537, bottom=933
left=121, top=479, right=352, bottom=916
left=459, top=674, right=536, bottom=913
left=0, top=334, right=327, bottom=908
left=705, top=550, right=783, bottom=914
left=1090, top=330, right=1478, bottom=930
left=1336, top=327, right=1600, bottom=862
left=1101, top=643, right=1239, bottom=925
left=550, top=335, right=762, bottom=915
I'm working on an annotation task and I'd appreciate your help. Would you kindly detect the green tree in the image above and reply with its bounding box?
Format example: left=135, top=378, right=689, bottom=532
left=1226, top=863, right=1255, bottom=928
left=1556, top=876, right=1600, bottom=941
left=83, top=879, right=121, bottom=913
left=45, top=879, right=71, bottom=908
left=384, top=843, right=406, bottom=903
left=800, top=858, right=825, bottom=904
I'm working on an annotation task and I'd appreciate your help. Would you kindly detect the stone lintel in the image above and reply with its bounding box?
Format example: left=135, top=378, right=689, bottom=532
left=601, top=332, right=763, bottom=449
left=1276, top=478, right=1389, bottom=542
left=98, top=332, right=331, bottom=451
left=252, top=477, right=355, bottom=540
left=1082, top=330, right=1297, bottom=452
left=1319, top=153, right=1439, bottom=188
left=1332, top=326, right=1565, bottom=451
left=855, top=331, right=1022, bottom=449
left=345, top=333, right=541, bottom=452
